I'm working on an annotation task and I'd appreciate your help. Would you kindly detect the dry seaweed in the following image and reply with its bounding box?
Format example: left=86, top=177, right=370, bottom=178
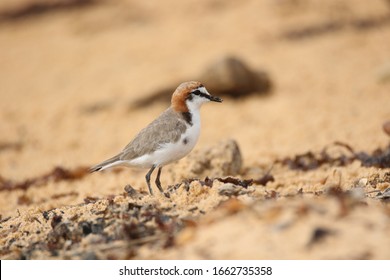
left=278, top=142, right=390, bottom=170
left=0, top=216, right=11, bottom=224
left=0, top=0, right=97, bottom=23
left=215, top=177, right=254, bottom=188
left=183, top=174, right=274, bottom=189
left=278, top=142, right=354, bottom=170
left=0, top=166, right=89, bottom=192
left=282, top=14, right=390, bottom=41
left=0, top=141, right=23, bottom=152
left=356, top=147, right=390, bottom=168
left=283, top=21, right=343, bottom=40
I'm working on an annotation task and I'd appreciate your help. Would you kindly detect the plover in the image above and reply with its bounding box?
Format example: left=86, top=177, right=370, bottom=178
left=90, top=81, right=222, bottom=195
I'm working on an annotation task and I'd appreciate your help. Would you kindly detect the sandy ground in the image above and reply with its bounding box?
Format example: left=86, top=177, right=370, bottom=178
left=0, top=0, right=390, bottom=259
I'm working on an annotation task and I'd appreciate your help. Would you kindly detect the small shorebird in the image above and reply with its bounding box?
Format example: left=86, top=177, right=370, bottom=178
left=90, top=81, right=222, bottom=195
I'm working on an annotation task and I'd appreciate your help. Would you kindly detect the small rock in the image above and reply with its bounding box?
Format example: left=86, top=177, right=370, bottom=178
left=124, top=184, right=138, bottom=197
left=171, top=139, right=242, bottom=180
left=218, top=183, right=241, bottom=196
left=218, top=181, right=255, bottom=196
left=357, top=178, right=368, bottom=188
left=199, top=56, right=272, bottom=98
left=383, top=121, right=390, bottom=136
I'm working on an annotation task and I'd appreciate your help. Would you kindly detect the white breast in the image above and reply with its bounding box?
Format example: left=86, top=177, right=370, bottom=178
left=127, top=114, right=201, bottom=168
left=155, top=120, right=200, bottom=165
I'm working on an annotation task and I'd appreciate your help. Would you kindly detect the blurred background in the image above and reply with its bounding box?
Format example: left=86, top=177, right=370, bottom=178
left=0, top=0, right=389, bottom=194
left=1, top=0, right=390, bottom=260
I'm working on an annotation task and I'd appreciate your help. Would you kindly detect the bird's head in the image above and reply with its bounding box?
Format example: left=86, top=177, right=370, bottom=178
left=171, top=81, right=222, bottom=112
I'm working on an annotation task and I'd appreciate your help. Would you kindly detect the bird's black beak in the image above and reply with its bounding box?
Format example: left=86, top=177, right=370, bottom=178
left=209, top=95, right=223, bottom=103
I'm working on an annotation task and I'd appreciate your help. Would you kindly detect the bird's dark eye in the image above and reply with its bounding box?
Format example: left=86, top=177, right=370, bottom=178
left=191, top=90, right=201, bottom=96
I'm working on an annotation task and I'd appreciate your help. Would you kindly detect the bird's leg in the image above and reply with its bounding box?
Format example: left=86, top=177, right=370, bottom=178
left=145, top=165, right=156, bottom=195
left=155, top=167, right=164, bottom=193
left=155, top=167, right=170, bottom=198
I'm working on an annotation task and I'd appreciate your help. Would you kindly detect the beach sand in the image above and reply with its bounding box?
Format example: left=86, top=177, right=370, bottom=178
left=0, top=0, right=389, bottom=259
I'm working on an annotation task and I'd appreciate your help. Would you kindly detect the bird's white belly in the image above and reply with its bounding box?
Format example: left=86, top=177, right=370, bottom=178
left=127, top=122, right=200, bottom=168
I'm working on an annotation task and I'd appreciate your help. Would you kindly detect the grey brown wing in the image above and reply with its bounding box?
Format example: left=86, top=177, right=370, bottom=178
left=120, top=110, right=187, bottom=161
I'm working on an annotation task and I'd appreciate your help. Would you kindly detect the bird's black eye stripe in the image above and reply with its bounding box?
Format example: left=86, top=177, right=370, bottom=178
left=191, top=89, right=210, bottom=99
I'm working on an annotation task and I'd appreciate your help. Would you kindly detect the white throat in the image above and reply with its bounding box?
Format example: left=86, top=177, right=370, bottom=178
left=185, top=87, right=211, bottom=113
left=186, top=99, right=202, bottom=114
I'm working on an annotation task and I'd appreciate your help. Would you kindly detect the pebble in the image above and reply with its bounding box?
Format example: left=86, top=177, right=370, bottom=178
left=383, top=121, right=390, bottom=136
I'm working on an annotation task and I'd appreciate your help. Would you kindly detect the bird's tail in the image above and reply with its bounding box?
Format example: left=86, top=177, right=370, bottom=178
left=89, top=154, right=121, bottom=173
